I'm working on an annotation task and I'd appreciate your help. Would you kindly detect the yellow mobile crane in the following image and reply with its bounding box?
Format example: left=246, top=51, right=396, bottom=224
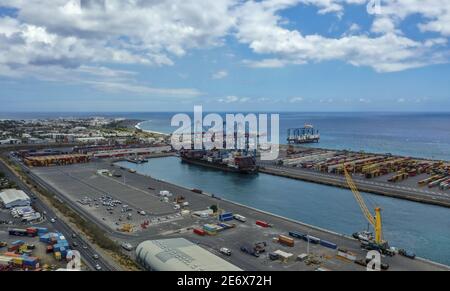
left=344, top=166, right=391, bottom=254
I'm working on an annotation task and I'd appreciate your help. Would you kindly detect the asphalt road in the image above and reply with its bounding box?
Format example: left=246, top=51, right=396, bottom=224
left=0, top=157, right=116, bottom=271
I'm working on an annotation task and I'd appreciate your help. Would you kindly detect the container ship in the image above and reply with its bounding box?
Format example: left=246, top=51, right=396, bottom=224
left=287, top=124, right=320, bottom=144
left=179, top=149, right=258, bottom=174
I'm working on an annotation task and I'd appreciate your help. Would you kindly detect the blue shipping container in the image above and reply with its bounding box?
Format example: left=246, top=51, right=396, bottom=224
left=306, top=236, right=320, bottom=244
left=219, top=212, right=233, bottom=221
left=289, top=231, right=306, bottom=240
left=320, top=240, right=337, bottom=250
left=35, top=227, right=48, bottom=234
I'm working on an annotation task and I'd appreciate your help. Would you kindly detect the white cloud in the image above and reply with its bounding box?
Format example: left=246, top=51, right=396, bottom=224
left=212, top=70, right=228, bottom=79
left=374, top=0, right=450, bottom=37
left=289, top=97, right=304, bottom=103
left=84, top=80, right=202, bottom=98
left=243, top=58, right=291, bottom=68
left=0, top=0, right=449, bottom=86
left=218, top=95, right=251, bottom=103
left=0, top=1, right=234, bottom=96
left=348, top=23, right=361, bottom=33
left=234, top=0, right=449, bottom=73
left=397, top=97, right=430, bottom=104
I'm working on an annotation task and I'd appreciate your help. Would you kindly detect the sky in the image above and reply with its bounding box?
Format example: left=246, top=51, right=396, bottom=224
left=0, top=0, right=450, bottom=112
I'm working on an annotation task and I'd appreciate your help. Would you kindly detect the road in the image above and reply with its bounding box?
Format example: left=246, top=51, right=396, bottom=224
left=258, top=162, right=450, bottom=208
left=0, top=157, right=116, bottom=271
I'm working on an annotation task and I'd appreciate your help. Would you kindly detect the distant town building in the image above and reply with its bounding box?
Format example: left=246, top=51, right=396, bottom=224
left=0, top=138, right=21, bottom=145
left=75, top=137, right=106, bottom=143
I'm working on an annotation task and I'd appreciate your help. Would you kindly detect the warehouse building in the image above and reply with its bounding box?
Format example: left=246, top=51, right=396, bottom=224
left=136, top=238, right=241, bottom=271
left=0, top=189, right=31, bottom=209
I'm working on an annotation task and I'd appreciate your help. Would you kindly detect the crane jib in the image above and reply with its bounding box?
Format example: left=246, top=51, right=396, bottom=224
left=344, top=167, right=383, bottom=244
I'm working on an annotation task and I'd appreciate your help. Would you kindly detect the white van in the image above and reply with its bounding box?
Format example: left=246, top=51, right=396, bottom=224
left=233, top=214, right=247, bottom=222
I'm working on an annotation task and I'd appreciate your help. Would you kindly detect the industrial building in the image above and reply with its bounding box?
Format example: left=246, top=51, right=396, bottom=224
left=135, top=238, right=241, bottom=271
left=0, top=189, right=31, bottom=208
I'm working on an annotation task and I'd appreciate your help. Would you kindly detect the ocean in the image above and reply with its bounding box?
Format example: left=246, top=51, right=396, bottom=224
left=136, top=112, right=450, bottom=161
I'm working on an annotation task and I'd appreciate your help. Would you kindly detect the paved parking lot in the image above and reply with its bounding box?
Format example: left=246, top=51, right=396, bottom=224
left=32, top=163, right=179, bottom=232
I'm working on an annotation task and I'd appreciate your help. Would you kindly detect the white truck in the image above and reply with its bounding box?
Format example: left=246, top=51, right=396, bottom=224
left=233, top=214, right=247, bottom=222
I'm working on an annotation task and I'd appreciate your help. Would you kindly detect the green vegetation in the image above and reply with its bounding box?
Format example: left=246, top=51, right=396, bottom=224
left=210, top=204, right=218, bottom=213
left=0, top=171, right=17, bottom=190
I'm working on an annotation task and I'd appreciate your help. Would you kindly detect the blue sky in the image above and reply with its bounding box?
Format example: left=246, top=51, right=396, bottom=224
left=1, top=0, right=450, bottom=112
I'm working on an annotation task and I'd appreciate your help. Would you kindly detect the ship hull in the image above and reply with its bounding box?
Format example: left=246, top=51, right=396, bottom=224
left=180, top=157, right=258, bottom=174
left=287, top=138, right=320, bottom=144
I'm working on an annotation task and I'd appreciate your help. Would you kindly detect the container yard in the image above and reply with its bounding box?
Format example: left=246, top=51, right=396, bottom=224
left=259, top=145, right=450, bottom=208
left=24, top=154, right=90, bottom=167
left=24, top=158, right=449, bottom=271
left=17, top=144, right=172, bottom=167
left=277, top=146, right=450, bottom=184
left=0, top=227, right=79, bottom=271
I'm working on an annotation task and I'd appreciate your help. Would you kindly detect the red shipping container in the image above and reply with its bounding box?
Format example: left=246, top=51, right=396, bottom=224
left=7, top=245, right=20, bottom=252
left=256, top=220, right=270, bottom=228
left=193, top=228, right=206, bottom=236
left=3, top=252, right=20, bottom=257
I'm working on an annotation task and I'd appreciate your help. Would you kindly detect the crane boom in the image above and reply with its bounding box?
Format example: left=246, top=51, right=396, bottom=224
left=344, top=166, right=383, bottom=244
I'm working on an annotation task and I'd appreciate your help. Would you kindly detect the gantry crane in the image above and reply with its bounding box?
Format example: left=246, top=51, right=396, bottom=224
left=344, top=166, right=386, bottom=247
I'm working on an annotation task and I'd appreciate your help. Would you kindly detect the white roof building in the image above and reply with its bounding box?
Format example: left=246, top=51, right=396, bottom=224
left=136, top=238, right=241, bottom=271
left=0, top=189, right=31, bottom=208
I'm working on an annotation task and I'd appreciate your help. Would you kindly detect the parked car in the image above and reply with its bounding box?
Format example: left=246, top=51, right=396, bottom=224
left=121, top=242, right=133, bottom=251
left=399, top=249, right=416, bottom=259
left=220, top=247, right=232, bottom=256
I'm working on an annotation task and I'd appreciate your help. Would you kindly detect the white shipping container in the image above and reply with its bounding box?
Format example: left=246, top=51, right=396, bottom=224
left=233, top=214, right=247, bottom=222
left=337, top=251, right=357, bottom=261
left=0, top=256, right=12, bottom=265
left=274, top=250, right=293, bottom=260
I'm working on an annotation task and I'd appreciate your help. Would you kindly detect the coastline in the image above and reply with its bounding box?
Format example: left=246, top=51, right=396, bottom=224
left=134, top=120, right=170, bottom=137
